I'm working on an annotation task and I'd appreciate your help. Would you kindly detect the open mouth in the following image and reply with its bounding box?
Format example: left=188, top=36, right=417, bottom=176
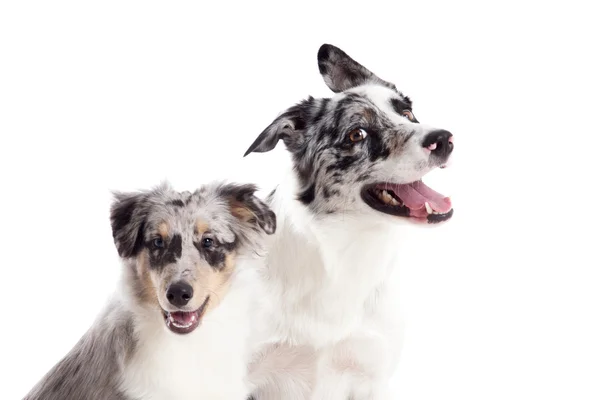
left=162, top=296, right=210, bottom=335
left=361, top=180, right=453, bottom=223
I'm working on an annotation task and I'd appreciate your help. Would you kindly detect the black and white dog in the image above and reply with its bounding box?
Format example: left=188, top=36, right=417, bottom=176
left=25, top=183, right=275, bottom=400
left=245, top=45, right=454, bottom=399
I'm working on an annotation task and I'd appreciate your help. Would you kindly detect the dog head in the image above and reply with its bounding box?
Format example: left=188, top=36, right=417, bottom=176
left=245, top=44, right=453, bottom=223
left=110, top=182, right=275, bottom=334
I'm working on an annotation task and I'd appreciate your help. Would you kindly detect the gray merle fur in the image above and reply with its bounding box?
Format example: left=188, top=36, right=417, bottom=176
left=245, top=44, right=419, bottom=211
left=24, top=182, right=276, bottom=400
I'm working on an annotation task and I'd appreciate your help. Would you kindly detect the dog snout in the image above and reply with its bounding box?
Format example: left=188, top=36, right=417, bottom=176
left=422, top=129, right=454, bottom=160
left=166, top=281, right=194, bottom=307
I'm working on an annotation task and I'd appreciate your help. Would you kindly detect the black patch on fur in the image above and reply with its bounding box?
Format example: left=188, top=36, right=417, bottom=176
left=110, top=194, right=147, bottom=258
left=313, top=98, right=330, bottom=124
left=334, top=155, right=360, bottom=171
left=193, top=238, right=236, bottom=270
left=148, top=234, right=182, bottom=269
left=390, top=98, right=418, bottom=123
left=205, top=249, right=226, bottom=269
left=169, top=234, right=183, bottom=259
left=366, top=132, right=390, bottom=162
left=317, top=44, right=331, bottom=74
left=390, top=98, right=407, bottom=113
left=298, top=183, right=316, bottom=204
left=168, top=199, right=185, bottom=207
left=317, top=44, right=397, bottom=92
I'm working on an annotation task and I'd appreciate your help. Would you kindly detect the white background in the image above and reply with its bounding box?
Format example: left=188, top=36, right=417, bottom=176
left=1, top=1, right=599, bottom=399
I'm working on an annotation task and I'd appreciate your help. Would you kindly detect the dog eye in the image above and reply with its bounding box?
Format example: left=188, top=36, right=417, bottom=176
left=201, top=238, right=214, bottom=249
left=402, top=110, right=414, bottom=120
left=348, top=128, right=368, bottom=142
left=152, top=238, right=165, bottom=249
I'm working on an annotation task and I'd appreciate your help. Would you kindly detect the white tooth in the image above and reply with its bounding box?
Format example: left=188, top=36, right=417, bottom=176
left=380, top=190, right=393, bottom=204
left=173, top=320, right=192, bottom=328
left=425, top=202, right=433, bottom=214
left=390, top=197, right=400, bottom=206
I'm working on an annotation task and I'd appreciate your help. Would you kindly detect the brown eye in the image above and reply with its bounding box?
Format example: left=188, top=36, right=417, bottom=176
left=348, top=128, right=368, bottom=142
left=402, top=110, right=414, bottom=120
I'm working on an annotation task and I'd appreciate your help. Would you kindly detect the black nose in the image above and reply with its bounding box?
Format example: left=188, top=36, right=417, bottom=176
left=166, top=281, right=193, bottom=307
left=422, top=130, right=454, bottom=159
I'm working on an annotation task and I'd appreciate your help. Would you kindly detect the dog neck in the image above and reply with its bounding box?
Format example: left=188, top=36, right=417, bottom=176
left=264, top=168, right=404, bottom=345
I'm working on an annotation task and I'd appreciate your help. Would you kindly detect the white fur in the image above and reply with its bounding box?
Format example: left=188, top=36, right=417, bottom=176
left=246, top=80, right=453, bottom=399
left=249, top=166, right=408, bottom=400
left=348, top=85, right=442, bottom=185
left=120, top=261, right=261, bottom=400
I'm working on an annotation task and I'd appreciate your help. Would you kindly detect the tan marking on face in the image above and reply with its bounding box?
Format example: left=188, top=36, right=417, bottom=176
left=134, top=251, right=159, bottom=306
left=158, top=222, right=169, bottom=238
left=195, top=219, right=209, bottom=235
left=190, top=251, right=237, bottom=314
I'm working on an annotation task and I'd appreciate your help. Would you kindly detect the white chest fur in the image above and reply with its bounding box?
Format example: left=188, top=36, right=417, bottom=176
left=121, top=271, right=257, bottom=400
left=260, top=178, right=405, bottom=348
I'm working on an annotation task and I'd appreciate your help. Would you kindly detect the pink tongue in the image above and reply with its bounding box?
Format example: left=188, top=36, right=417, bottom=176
left=390, top=181, right=452, bottom=212
left=170, top=311, right=196, bottom=325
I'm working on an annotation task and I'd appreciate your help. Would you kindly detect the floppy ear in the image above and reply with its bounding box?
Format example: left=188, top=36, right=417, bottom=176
left=244, top=102, right=308, bottom=156
left=317, top=44, right=396, bottom=93
left=218, top=183, right=276, bottom=236
left=110, top=192, right=149, bottom=258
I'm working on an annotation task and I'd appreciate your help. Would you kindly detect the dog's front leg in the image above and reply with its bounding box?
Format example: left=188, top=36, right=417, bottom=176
left=310, top=365, right=352, bottom=400
left=210, top=383, right=252, bottom=400
left=309, top=354, right=391, bottom=400
left=311, top=333, right=395, bottom=400
left=350, top=380, right=392, bottom=400
left=311, top=372, right=391, bottom=400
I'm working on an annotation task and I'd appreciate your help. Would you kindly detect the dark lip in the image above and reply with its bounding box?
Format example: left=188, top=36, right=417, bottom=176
left=360, top=184, right=453, bottom=224
left=426, top=208, right=454, bottom=223
left=161, top=295, right=210, bottom=335
left=361, top=186, right=411, bottom=217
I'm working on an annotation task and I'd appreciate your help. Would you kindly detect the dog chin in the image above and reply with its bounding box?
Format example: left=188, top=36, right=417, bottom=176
left=360, top=179, right=453, bottom=224
left=161, top=296, right=210, bottom=335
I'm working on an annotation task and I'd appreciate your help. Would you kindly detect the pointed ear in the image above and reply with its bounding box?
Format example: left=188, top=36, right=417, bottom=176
left=110, top=191, right=149, bottom=258
left=244, top=101, right=309, bottom=156
left=317, top=44, right=396, bottom=93
left=218, top=183, right=276, bottom=236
